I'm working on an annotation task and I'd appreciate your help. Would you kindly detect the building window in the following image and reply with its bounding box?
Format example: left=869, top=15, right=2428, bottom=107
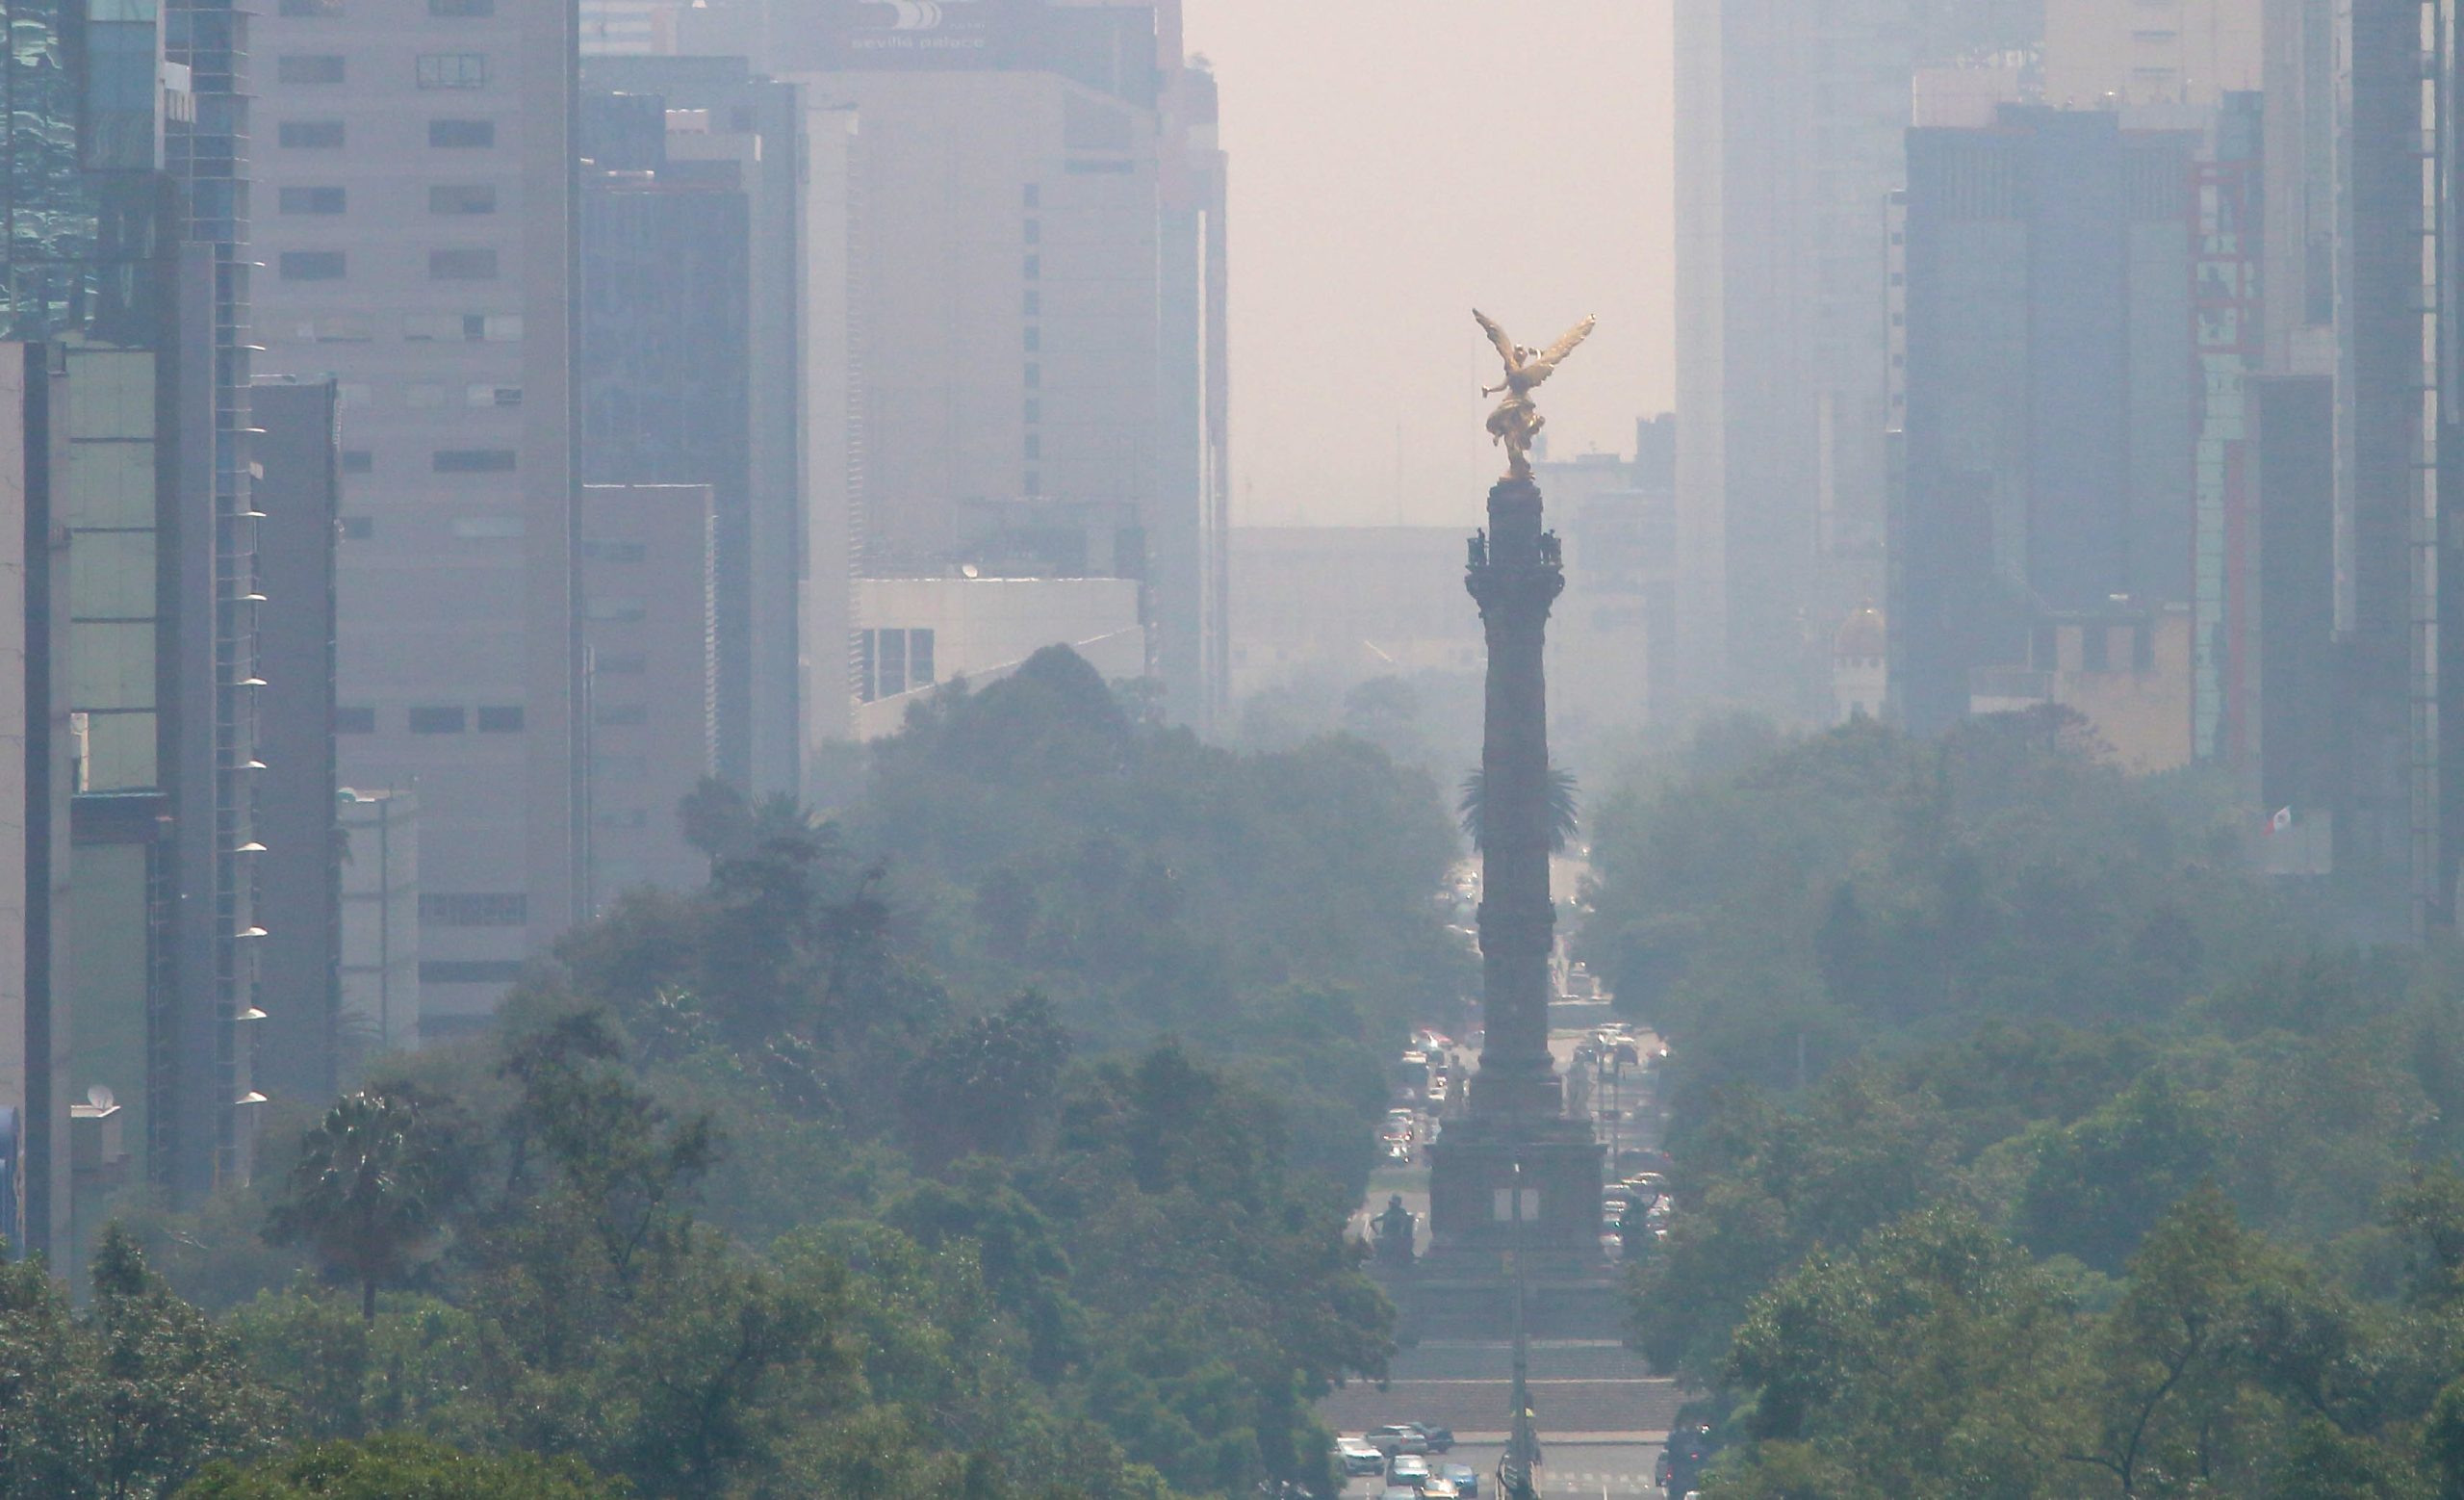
left=855, top=630, right=934, bottom=699
left=467, top=384, right=521, bottom=407
left=427, top=247, right=499, bottom=280
left=1024, top=327, right=1040, bottom=353
left=276, top=54, right=346, bottom=83
left=336, top=705, right=376, bottom=733
left=1024, top=253, right=1040, bottom=280
left=1024, top=219, right=1040, bottom=245
left=401, top=312, right=521, bottom=342
left=276, top=186, right=346, bottom=215
left=428, top=0, right=494, bottom=14
left=428, top=118, right=495, bottom=147
left=278, top=250, right=346, bottom=281
left=475, top=705, right=524, bottom=733
left=421, top=892, right=528, bottom=926
left=342, top=450, right=372, bottom=474
left=277, top=119, right=346, bottom=148
left=1023, top=433, right=1040, bottom=461
left=419, top=960, right=525, bottom=985
left=875, top=629, right=906, bottom=698
left=428, top=183, right=497, bottom=215
left=1024, top=362, right=1040, bottom=388
left=417, top=52, right=488, bottom=89
left=1024, top=398, right=1040, bottom=425
left=594, top=704, right=649, bottom=726
left=433, top=449, right=515, bottom=473
left=339, top=516, right=373, bottom=540
left=1022, top=290, right=1040, bottom=317
left=408, top=706, right=467, bottom=734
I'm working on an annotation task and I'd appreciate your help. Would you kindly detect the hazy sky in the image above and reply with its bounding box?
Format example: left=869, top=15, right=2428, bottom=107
left=1181, top=0, right=1675, bottom=529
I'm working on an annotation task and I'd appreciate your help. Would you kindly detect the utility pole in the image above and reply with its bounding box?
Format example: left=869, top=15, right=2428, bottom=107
left=1502, top=1158, right=1540, bottom=1500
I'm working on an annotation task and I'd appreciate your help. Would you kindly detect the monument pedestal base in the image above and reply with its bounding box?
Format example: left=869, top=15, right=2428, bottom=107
left=1426, top=1113, right=1604, bottom=1257
left=1369, top=1251, right=1630, bottom=1344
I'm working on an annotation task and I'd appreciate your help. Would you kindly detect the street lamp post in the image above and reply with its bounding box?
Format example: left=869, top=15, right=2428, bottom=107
left=1502, top=1159, right=1539, bottom=1499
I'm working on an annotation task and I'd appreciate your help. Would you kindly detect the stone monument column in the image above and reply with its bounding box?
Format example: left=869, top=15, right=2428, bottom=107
left=1465, top=476, right=1564, bottom=1121
left=1424, top=309, right=1604, bottom=1264
left=1425, top=477, right=1604, bottom=1261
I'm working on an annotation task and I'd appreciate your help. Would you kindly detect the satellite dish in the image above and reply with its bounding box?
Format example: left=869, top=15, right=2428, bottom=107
left=962, top=563, right=981, bottom=580
left=87, top=1084, right=115, bottom=1111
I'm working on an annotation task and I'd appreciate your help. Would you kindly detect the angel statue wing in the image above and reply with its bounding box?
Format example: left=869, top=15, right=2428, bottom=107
left=1520, top=315, right=1598, bottom=390
left=1474, top=309, right=1522, bottom=375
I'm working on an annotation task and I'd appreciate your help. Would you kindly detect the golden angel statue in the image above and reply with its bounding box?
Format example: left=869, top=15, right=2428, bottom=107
left=1476, top=309, right=1597, bottom=481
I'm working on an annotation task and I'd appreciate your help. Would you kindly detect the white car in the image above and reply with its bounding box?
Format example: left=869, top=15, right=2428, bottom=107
left=1336, top=1439, right=1385, bottom=1477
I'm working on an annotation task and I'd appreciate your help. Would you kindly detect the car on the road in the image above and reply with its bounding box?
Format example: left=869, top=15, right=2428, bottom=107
left=1378, top=1488, right=1420, bottom=1500
left=1336, top=1439, right=1385, bottom=1477
left=1385, top=1454, right=1432, bottom=1487
left=1366, top=1425, right=1429, bottom=1457
left=1426, top=1077, right=1450, bottom=1105
left=1418, top=1477, right=1458, bottom=1499
left=1439, top=1461, right=1481, bottom=1496
left=1381, top=1140, right=1412, bottom=1166
left=1407, top=1423, right=1455, bottom=1454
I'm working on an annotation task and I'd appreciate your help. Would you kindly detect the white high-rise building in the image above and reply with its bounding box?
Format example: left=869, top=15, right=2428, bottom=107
left=255, top=0, right=578, bottom=1037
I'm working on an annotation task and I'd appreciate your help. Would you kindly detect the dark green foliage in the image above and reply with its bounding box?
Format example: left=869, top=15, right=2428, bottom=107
left=1589, top=715, right=2464, bottom=1494
left=32, top=648, right=1426, bottom=1500
left=176, top=1434, right=626, bottom=1499
left=0, top=1228, right=282, bottom=1499
left=266, top=1092, right=457, bottom=1320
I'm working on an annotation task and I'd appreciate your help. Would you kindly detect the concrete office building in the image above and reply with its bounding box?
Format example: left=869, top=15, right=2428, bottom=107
left=579, top=482, right=715, bottom=901
left=337, top=789, right=419, bottom=1059
left=2042, top=0, right=2263, bottom=108
left=1890, top=108, right=2200, bottom=741
left=851, top=575, right=1142, bottom=738
left=578, top=63, right=802, bottom=795
left=1228, top=529, right=1482, bottom=703
left=251, top=379, right=344, bottom=1102
left=255, top=0, right=578, bottom=1034
left=764, top=0, right=1225, bottom=740
left=1674, top=1, right=2040, bottom=720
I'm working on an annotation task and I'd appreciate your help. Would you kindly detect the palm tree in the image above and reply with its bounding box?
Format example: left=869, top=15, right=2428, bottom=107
left=266, top=1092, right=440, bottom=1320
left=1458, top=763, right=1580, bottom=853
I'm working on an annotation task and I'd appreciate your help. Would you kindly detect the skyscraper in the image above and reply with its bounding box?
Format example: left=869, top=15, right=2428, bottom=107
left=593, top=0, right=1229, bottom=738
left=1675, top=0, right=2039, bottom=719
left=254, top=0, right=578, bottom=1035
left=2, top=0, right=264, bottom=1208
left=1891, top=107, right=2200, bottom=738
left=578, top=60, right=802, bottom=797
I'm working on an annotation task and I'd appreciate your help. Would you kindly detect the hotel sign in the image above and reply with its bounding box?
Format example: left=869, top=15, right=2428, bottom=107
left=827, top=0, right=1021, bottom=66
